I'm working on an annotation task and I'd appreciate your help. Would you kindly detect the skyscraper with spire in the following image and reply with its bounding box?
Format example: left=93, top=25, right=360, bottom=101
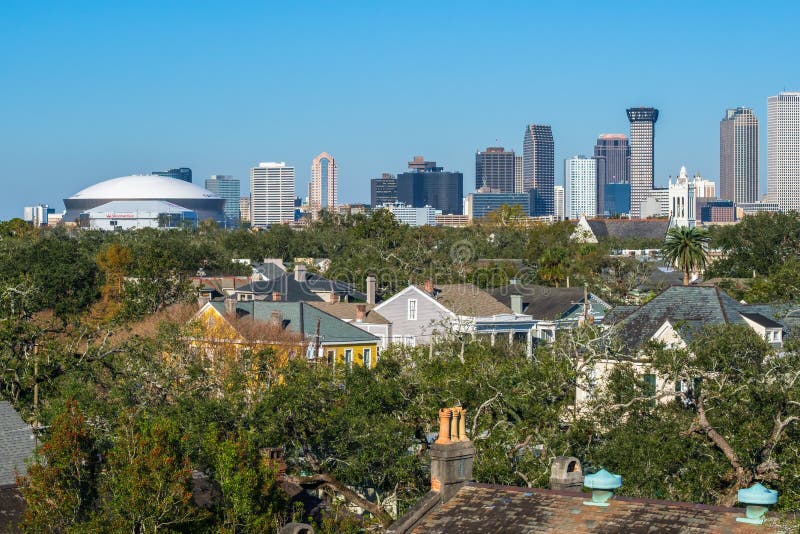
left=627, top=107, right=659, bottom=218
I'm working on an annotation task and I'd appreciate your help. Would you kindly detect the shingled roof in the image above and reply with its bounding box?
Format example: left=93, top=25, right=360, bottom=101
left=0, top=401, right=35, bottom=488
left=609, top=286, right=785, bottom=350
left=487, top=284, right=610, bottom=320
left=394, top=483, right=778, bottom=533
left=424, top=284, right=514, bottom=317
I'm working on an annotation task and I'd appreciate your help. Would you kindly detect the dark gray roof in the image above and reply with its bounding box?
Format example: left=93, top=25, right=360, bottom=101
left=392, top=483, right=775, bottom=533
left=740, top=312, right=784, bottom=329
left=611, top=286, right=786, bottom=350
left=235, top=273, right=365, bottom=302
left=0, top=401, right=35, bottom=487
left=586, top=219, right=669, bottom=241
left=0, top=486, right=25, bottom=532
left=488, top=284, right=609, bottom=320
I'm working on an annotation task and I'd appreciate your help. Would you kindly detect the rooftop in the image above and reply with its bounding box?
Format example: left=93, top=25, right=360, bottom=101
left=0, top=401, right=35, bottom=487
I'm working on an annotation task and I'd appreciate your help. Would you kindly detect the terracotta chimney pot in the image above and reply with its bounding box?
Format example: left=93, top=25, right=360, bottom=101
left=424, top=279, right=434, bottom=294
left=435, top=408, right=452, bottom=444
left=355, top=304, right=366, bottom=322
left=450, top=408, right=460, bottom=442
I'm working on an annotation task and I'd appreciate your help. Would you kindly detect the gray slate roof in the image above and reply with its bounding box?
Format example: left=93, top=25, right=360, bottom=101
left=488, top=284, right=610, bottom=320
left=236, top=273, right=365, bottom=302
left=210, top=301, right=378, bottom=344
left=609, top=286, right=785, bottom=350
left=0, top=401, right=35, bottom=487
left=587, top=219, right=669, bottom=241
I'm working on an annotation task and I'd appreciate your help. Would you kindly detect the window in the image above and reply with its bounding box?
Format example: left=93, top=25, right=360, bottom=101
left=407, top=299, right=417, bottom=320
left=344, top=349, right=353, bottom=367
left=363, top=348, right=372, bottom=369
left=405, top=336, right=416, bottom=347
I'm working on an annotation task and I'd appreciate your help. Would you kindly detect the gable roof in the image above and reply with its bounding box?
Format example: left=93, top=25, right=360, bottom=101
left=0, top=401, right=35, bottom=487
left=307, top=302, right=390, bottom=325
left=235, top=272, right=365, bottom=302
left=488, top=284, right=610, bottom=320
left=373, top=285, right=456, bottom=317
left=585, top=219, right=669, bottom=241
left=609, top=286, right=786, bottom=350
left=209, top=301, right=378, bottom=345
left=393, top=483, right=776, bottom=533
left=424, top=284, right=513, bottom=316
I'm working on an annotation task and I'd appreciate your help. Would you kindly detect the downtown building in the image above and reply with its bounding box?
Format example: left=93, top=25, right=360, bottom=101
left=309, top=152, right=338, bottom=215
left=464, top=190, right=533, bottom=220
left=554, top=185, right=565, bottom=221
left=668, top=166, right=696, bottom=228
left=720, top=107, right=759, bottom=204
left=767, top=92, right=800, bottom=212
left=370, top=173, right=397, bottom=207
left=594, top=134, right=630, bottom=217
left=522, top=124, right=555, bottom=216
left=564, top=156, right=596, bottom=220
left=397, top=157, right=463, bottom=215
left=475, top=147, right=516, bottom=192
left=250, top=162, right=295, bottom=228
left=204, top=175, right=241, bottom=227
left=152, top=167, right=192, bottom=183
left=627, top=107, right=659, bottom=218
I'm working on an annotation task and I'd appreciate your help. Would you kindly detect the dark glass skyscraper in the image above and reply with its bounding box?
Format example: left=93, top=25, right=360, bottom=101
left=397, top=158, right=463, bottom=215
left=153, top=167, right=192, bottom=183
left=370, top=173, right=397, bottom=207
left=522, top=124, right=554, bottom=216
left=594, top=134, right=630, bottom=216
left=475, top=147, right=516, bottom=192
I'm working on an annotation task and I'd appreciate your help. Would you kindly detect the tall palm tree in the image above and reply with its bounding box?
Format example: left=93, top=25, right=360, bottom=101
left=661, top=226, right=710, bottom=285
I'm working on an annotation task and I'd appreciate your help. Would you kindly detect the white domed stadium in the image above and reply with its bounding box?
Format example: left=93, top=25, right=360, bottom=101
left=63, top=175, right=225, bottom=229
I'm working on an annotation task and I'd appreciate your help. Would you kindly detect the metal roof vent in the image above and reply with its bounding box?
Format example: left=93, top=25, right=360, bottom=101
left=583, top=469, right=622, bottom=507
left=736, top=483, right=778, bottom=525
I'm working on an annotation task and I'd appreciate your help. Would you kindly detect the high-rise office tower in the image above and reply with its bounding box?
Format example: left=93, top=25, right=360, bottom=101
left=152, top=167, right=192, bottom=183
left=564, top=156, right=597, bottom=220
left=767, top=92, right=800, bottom=212
left=475, top=147, right=516, bottom=192
left=514, top=155, right=523, bottom=193
left=594, top=134, right=630, bottom=216
left=309, top=152, right=337, bottom=213
left=250, top=162, right=295, bottom=228
left=239, top=197, right=251, bottom=223
left=553, top=186, right=565, bottom=221
left=720, top=107, right=759, bottom=204
left=522, top=124, right=555, bottom=216
left=371, top=173, right=397, bottom=207
left=205, top=175, right=241, bottom=227
left=397, top=157, right=463, bottom=214
left=627, top=107, right=659, bottom=218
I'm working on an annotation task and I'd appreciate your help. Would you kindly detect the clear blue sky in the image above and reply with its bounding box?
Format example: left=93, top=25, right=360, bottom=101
left=1, top=1, right=798, bottom=219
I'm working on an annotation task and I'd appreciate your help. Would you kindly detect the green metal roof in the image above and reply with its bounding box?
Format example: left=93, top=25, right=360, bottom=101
left=209, top=301, right=378, bottom=345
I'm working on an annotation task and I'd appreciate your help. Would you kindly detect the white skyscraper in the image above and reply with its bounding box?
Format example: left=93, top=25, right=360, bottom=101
left=309, top=152, right=338, bottom=214
left=564, top=156, right=596, bottom=220
left=669, top=166, right=696, bottom=228
left=767, top=92, right=800, bottom=212
left=514, top=155, right=524, bottom=193
left=553, top=185, right=565, bottom=221
left=250, top=162, right=295, bottom=228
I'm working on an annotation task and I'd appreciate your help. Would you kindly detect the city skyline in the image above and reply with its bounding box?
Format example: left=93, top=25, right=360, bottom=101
left=2, top=2, right=800, bottom=219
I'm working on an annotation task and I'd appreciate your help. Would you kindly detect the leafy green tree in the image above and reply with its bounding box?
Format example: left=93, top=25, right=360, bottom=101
left=661, top=226, right=710, bottom=285
left=20, top=400, right=99, bottom=531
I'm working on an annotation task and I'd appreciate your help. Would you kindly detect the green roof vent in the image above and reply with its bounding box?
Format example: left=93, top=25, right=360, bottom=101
left=583, top=469, right=622, bottom=507
left=737, top=483, right=778, bottom=525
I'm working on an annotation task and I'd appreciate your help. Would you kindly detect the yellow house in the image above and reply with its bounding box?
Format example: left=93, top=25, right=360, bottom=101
left=192, top=300, right=380, bottom=369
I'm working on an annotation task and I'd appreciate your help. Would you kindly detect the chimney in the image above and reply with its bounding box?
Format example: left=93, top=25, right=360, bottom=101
left=366, top=275, right=376, bottom=305
left=510, top=294, right=523, bottom=314
left=550, top=456, right=584, bottom=491
left=430, top=406, right=475, bottom=502
left=329, top=292, right=339, bottom=304
left=424, top=279, right=434, bottom=294
left=272, top=291, right=282, bottom=302
left=294, top=263, right=307, bottom=283
left=224, top=296, right=236, bottom=315
left=355, top=304, right=366, bottom=323
left=270, top=310, right=283, bottom=327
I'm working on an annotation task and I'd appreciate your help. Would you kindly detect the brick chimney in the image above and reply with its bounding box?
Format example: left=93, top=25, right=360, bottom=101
left=430, top=406, right=475, bottom=502
left=355, top=304, right=366, bottom=322
left=424, top=279, right=434, bottom=294
left=272, top=291, right=282, bottom=302
left=366, top=275, right=376, bottom=305
left=294, top=263, right=307, bottom=283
